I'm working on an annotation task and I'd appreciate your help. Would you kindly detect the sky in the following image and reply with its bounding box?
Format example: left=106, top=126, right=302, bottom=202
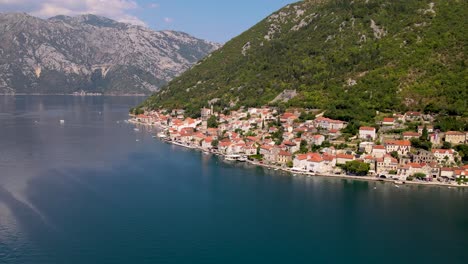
left=0, top=0, right=296, bottom=43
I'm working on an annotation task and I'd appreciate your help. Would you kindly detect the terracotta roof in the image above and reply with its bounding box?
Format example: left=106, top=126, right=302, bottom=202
left=336, top=154, right=354, bottom=159
left=432, top=149, right=454, bottom=154
left=385, top=140, right=411, bottom=146
left=308, top=155, right=323, bottom=162
left=383, top=117, right=395, bottom=122
left=279, top=150, right=292, bottom=156
left=403, top=131, right=420, bottom=137
left=360, top=126, right=376, bottom=131
left=446, top=131, right=465, bottom=135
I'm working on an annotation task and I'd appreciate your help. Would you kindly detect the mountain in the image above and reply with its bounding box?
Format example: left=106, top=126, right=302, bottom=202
left=141, top=0, right=466, bottom=121
left=0, top=13, right=220, bottom=95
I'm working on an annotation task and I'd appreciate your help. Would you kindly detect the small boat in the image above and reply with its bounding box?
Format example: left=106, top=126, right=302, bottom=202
left=59, top=119, right=65, bottom=124
left=134, top=128, right=139, bottom=132
left=225, top=156, right=237, bottom=161
left=136, top=139, right=140, bottom=142
left=237, top=156, right=247, bottom=162
left=394, top=185, right=400, bottom=188
left=152, top=135, right=157, bottom=138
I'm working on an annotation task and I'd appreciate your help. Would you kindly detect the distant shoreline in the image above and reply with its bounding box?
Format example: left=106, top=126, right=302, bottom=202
left=130, top=120, right=468, bottom=189
left=0, top=93, right=148, bottom=96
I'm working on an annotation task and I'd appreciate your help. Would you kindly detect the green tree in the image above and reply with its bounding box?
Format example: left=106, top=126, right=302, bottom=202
left=343, top=161, right=370, bottom=176
left=211, top=139, right=219, bottom=148
left=413, top=173, right=426, bottom=180
left=442, top=141, right=452, bottom=150
left=455, top=145, right=468, bottom=163
left=299, top=140, right=308, bottom=153
left=420, top=125, right=428, bottom=141
left=207, top=115, right=218, bottom=128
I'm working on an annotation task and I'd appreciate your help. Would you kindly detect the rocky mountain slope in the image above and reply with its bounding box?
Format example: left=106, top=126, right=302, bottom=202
left=0, top=13, right=220, bottom=95
left=142, top=0, right=466, bottom=121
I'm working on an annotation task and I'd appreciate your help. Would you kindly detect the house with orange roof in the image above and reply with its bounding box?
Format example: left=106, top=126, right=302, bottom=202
left=218, top=140, right=234, bottom=155
left=359, top=126, right=377, bottom=140
left=314, top=117, right=347, bottom=131
left=376, top=155, right=398, bottom=174
left=445, top=131, right=466, bottom=145
left=306, top=154, right=325, bottom=173
left=372, top=145, right=386, bottom=158
left=201, top=137, right=213, bottom=149
left=402, top=131, right=420, bottom=140
left=432, top=149, right=456, bottom=165
left=397, top=162, right=425, bottom=177
left=336, top=154, right=354, bottom=165
left=282, top=140, right=298, bottom=153
left=310, top=134, right=325, bottom=146
left=277, top=150, right=293, bottom=165
left=385, top=140, right=412, bottom=156
left=382, top=117, right=395, bottom=126
left=328, top=129, right=341, bottom=138
left=242, top=144, right=257, bottom=156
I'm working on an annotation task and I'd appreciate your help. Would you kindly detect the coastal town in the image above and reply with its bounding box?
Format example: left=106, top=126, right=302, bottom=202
left=130, top=106, right=468, bottom=186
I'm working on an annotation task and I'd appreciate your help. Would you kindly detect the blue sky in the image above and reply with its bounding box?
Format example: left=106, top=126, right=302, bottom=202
left=0, top=0, right=297, bottom=43
left=136, top=0, right=296, bottom=43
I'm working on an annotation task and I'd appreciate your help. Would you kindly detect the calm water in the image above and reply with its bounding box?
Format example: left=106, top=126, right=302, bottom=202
left=0, top=95, right=467, bottom=264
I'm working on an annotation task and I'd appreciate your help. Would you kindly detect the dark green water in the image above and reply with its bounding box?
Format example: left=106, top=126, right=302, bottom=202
left=0, top=95, right=467, bottom=264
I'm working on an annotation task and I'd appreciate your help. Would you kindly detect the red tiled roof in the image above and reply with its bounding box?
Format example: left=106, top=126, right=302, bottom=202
left=446, top=131, right=465, bottom=135
left=432, top=149, right=454, bottom=154
left=337, top=154, right=354, bottom=159
left=385, top=140, right=411, bottom=146
left=279, top=150, right=292, bottom=156
left=360, top=126, right=376, bottom=131
left=403, top=131, right=420, bottom=137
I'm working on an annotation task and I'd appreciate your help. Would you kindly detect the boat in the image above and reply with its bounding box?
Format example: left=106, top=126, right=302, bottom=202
left=394, top=185, right=400, bottom=188
left=237, top=156, right=248, bottom=162
left=134, top=128, right=139, bottom=132
left=225, top=154, right=241, bottom=161
left=157, top=132, right=167, bottom=138
left=59, top=119, right=65, bottom=124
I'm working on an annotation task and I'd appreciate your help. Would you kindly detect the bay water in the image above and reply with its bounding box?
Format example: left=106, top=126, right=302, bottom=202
left=0, top=96, right=467, bottom=263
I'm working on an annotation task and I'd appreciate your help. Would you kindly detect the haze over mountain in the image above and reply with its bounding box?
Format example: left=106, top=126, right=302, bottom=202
left=142, top=0, right=466, bottom=121
left=0, top=13, right=220, bottom=95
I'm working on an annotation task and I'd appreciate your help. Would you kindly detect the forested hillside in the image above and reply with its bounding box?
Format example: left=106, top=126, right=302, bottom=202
left=142, top=0, right=467, bottom=121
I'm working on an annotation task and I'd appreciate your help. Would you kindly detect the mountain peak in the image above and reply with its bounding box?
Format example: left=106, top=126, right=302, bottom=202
left=48, top=14, right=128, bottom=29
left=0, top=12, right=220, bottom=95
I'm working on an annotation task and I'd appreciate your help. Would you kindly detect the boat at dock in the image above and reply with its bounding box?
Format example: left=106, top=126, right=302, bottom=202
left=157, top=132, right=167, bottom=138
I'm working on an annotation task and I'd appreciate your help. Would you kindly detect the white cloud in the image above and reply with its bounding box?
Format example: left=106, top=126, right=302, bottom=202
left=0, top=0, right=146, bottom=26
left=148, top=3, right=159, bottom=9
left=163, top=17, right=173, bottom=23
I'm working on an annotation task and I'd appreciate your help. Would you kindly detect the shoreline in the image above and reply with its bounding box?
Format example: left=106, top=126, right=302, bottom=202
left=130, top=120, right=467, bottom=189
